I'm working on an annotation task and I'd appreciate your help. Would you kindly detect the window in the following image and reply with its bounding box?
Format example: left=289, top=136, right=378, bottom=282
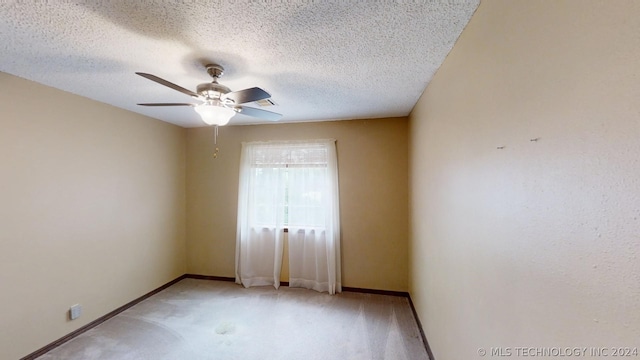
left=236, top=140, right=341, bottom=294
left=250, top=142, right=329, bottom=228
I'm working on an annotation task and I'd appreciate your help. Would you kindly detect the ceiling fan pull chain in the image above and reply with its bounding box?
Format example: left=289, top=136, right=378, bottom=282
left=213, top=125, right=220, bottom=159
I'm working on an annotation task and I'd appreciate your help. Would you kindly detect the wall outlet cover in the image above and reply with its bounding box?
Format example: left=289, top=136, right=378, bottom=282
left=69, top=304, right=82, bottom=320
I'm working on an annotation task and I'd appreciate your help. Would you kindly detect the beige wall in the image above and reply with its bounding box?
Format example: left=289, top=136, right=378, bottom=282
left=186, top=118, right=409, bottom=291
left=409, top=1, right=640, bottom=358
left=0, top=73, right=187, bottom=359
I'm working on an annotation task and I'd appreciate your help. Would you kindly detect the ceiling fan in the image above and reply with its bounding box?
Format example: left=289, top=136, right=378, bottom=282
left=136, top=64, right=282, bottom=126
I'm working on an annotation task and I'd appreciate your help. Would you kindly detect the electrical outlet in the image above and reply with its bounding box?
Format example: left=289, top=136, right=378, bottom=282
left=69, top=304, right=82, bottom=320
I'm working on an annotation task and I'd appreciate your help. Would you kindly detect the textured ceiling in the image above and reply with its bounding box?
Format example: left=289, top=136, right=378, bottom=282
left=0, top=1, right=479, bottom=127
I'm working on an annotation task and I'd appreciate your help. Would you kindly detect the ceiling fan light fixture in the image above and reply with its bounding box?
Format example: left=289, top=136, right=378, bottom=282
left=194, top=104, right=236, bottom=126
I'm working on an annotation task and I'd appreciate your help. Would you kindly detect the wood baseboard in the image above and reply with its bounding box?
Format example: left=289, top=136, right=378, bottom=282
left=21, top=273, right=434, bottom=360
left=342, top=286, right=409, bottom=297
left=407, top=295, right=436, bottom=360
left=184, top=274, right=235, bottom=282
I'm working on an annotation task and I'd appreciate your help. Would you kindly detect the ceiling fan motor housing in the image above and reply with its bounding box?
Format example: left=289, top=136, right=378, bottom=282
left=197, top=82, right=231, bottom=100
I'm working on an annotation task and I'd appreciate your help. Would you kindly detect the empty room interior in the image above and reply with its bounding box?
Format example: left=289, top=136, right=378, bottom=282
left=1, top=1, right=638, bottom=359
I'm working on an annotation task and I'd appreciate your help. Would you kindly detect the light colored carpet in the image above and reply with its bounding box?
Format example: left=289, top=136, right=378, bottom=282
left=37, top=279, right=429, bottom=360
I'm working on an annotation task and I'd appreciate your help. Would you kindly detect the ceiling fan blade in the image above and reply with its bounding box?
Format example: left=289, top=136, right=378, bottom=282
left=235, top=106, right=282, bottom=121
left=138, top=103, right=195, bottom=106
left=224, top=87, right=271, bottom=104
left=135, top=72, right=201, bottom=99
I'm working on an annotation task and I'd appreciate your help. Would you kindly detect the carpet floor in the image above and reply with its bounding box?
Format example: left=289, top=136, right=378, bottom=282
left=36, top=279, right=429, bottom=360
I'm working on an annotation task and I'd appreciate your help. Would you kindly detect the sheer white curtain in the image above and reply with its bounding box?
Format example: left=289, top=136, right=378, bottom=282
left=287, top=142, right=341, bottom=294
left=235, top=140, right=341, bottom=294
left=235, top=143, right=286, bottom=289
